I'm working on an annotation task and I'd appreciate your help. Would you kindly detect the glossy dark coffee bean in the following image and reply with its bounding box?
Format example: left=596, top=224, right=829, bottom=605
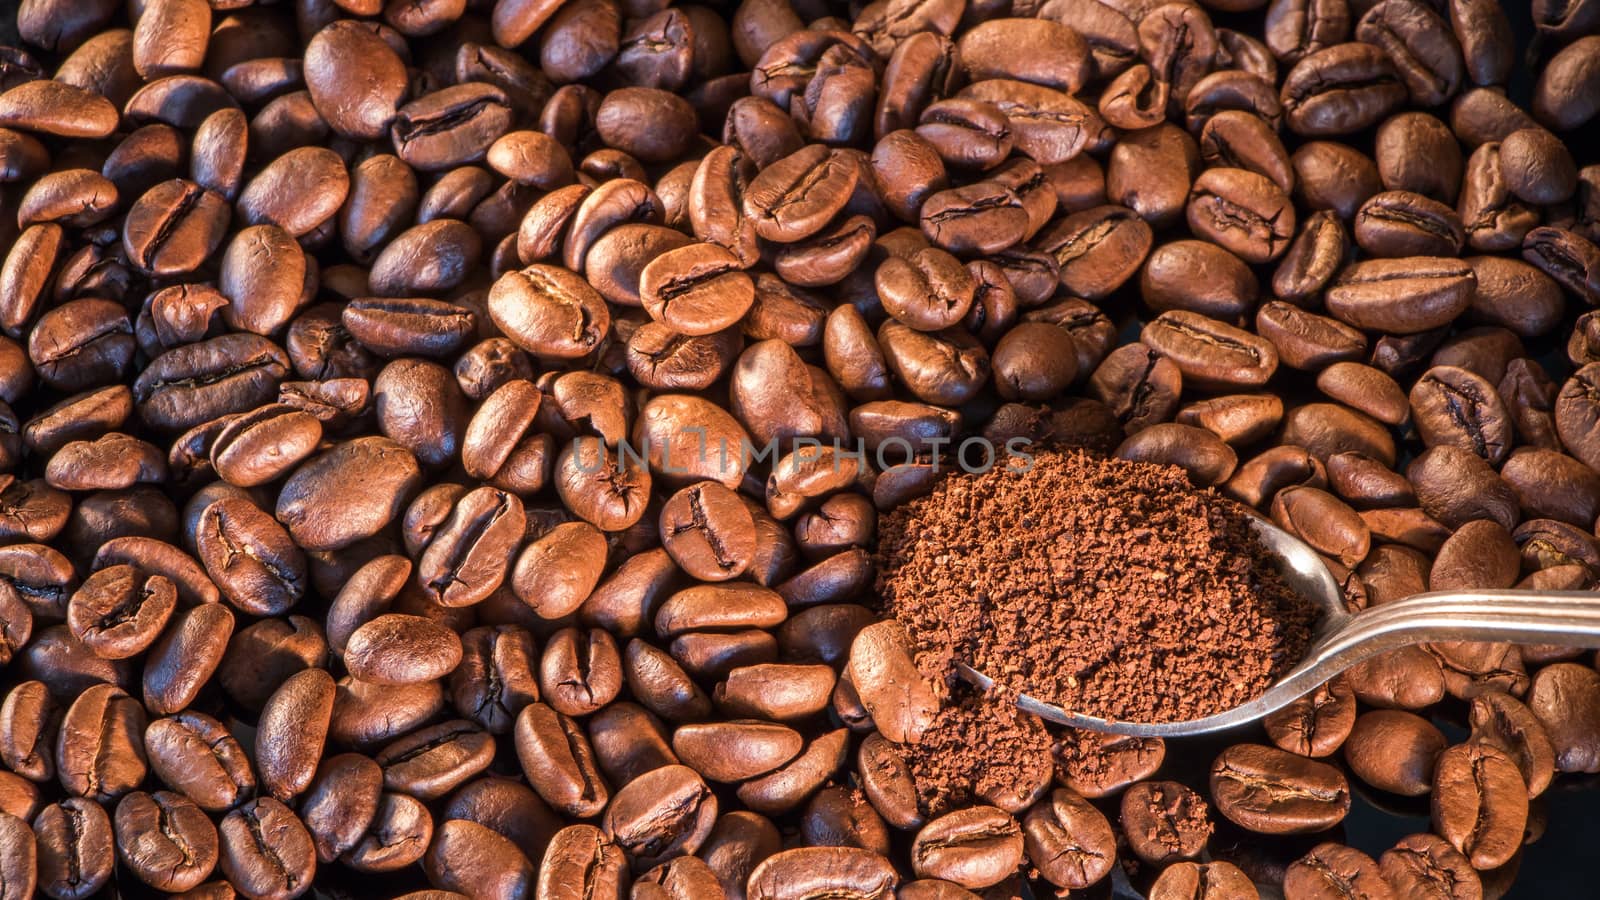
left=641, top=243, right=756, bottom=336
left=1034, top=205, right=1153, bottom=300
left=376, top=720, right=495, bottom=801
left=1210, top=744, right=1350, bottom=835
left=256, top=669, right=335, bottom=803
left=1378, top=833, right=1482, bottom=900
left=115, top=790, right=219, bottom=892
left=1431, top=740, right=1528, bottom=869
left=391, top=84, right=513, bottom=172
left=1188, top=167, right=1295, bottom=264
left=34, top=796, right=114, bottom=900
left=219, top=798, right=317, bottom=900
left=1282, top=842, right=1393, bottom=900
left=744, top=145, right=857, bottom=243
left=56, top=683, right=146, bottom=802
left=1355, top=191, right=1465, bottom=257
left=145, top=711, right=254, bottom=813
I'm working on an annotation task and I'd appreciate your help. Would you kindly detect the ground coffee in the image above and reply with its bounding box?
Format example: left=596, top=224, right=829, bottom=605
left=878, top=449, right=1317, bottom=726
left=903, top=686, right=1054, bottom=817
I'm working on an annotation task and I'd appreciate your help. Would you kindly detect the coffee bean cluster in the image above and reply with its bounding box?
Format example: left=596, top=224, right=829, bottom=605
left=0, top=0, right=1597, bottom=897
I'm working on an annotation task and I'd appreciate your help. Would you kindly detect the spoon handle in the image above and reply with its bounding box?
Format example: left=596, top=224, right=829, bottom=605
left=965, top=589, right=1600, bottom=737
left=1315, top=588, right=1600, bottom=663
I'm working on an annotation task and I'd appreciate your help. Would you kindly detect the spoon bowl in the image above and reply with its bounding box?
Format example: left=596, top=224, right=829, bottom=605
left=960, top=517, right=1600, bottom=738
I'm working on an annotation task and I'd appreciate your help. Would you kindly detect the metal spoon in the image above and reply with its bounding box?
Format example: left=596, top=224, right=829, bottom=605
left=958, top=516, right=1600, bottom=738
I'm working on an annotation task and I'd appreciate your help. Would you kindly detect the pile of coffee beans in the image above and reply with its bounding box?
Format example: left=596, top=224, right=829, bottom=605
left=0, top=0, right=1598, bottom=897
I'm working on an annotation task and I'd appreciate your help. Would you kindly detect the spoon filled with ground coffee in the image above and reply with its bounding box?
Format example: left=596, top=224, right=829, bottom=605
left=877, top=448, right=1600, bottom=738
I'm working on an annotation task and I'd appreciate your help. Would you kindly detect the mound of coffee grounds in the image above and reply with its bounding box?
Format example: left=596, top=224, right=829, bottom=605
left=901, top=685, right=1053, bottom=817
left=877, top=449, right=1316, bottom=725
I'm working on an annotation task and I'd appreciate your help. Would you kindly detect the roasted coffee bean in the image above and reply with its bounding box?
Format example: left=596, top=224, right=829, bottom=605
left=919, top=183, right=1028, bottom=255
left=1175, top=394, right=1284, bottom=446
left=992, top=323, right=1078, bottom=402
left=1142, top=240, right=1258, bottom=321
left=0, top=811, right=35, bottom=899
left=276, top=437, right=423, bottom=552
left=1407, top=445, right=1519, bottom=530
left=1375, top=113, right=1463, bottom=203
left=1524, top=226, right=1600, bottom=304
left=489, top=264, right=612, bottom=359
left=345, top=614, right=463, bottom=685
left=673, top=719, right=802, bottom=783
left=1282, top=842, right=1394, bottom=900
left=376, top=720, right=495, bottom=801
left=1263, top=677, right=1356, bottom=758
left=515, top=702, right=611, bottom=818
left=134, top=334, right=290, bottom=433
left=34, top=796, right=114, bottom=899
left=1326, top=257, right=1475, bottom=334
left=115, top=790, right=219, bottom=892
left=300, top=754, right=383, bottom=866
left=1118, top=423, right=1238, bottom=486
left=659, top=482, right=757, bottom=582
left=339, top=790, right=433, bottom=874
left=1377, top=833, right=1481, bottom=900
left=0, top=680, right=53, bottom=782
left=1431, top=740, right=1528, bottom=869
left=1355, top=0, right=1464, bottom=106
left=1187, top=168, right=1295, bottom=263
left=602, top=763, right=717, bottom=870
left=1210, top=744, right=1350, bottom=834
left=1344, top=710, right=1447, bottom=796
left=512, top=520, right=608, bottom=618
left=535, top=824, right=627, bottom=899
left=1148, top=860, right=1258, bottom=900
left=1035, top=205, right=1153, bottom=300
left=1119, top=781, right=1211, bottom=866
left=1257, top=301, right=1368, bottom=371
left=217, top=615, right=328, bottom=713
left=64, top=564, right=176, bottom=660
left=391, top=84, right=513, bottom=172
left=1088, top=342, right=1183, bottom=432
left=423, top=818, right=534, bottom=899
left=1315, top=363, right=1409, bottom=427
left=257, top=668, right=335, bottom=802
left=1018, top=788, right=1115, bottom=890
left=209, top=405, right=323, bottom=487
left=1282, top=43, right=1407, bottom=136
left=847, top=621, right=939, bottom=745
left=1470, top=690, right=1556, bottom=798
left=57, top=683, right=146, bottom=802
left=1355, top=191, right=1465, bottom=257
left=744, top=145, right=858, bottom=243
left=29, top=297, right=136, bottom=393
left=219, top=798, right=317, bottom=900
left=1271, top=486, right=1369, bottom=567
left=539, top=626, right=623, bottom=717
left=909, top=806, right=1022, bottom=890
left=1409, top=365, right=1512, bottom=464
left=1526, top=663, right=1600, bottom=774
left=417, top=486, right=524, bottom=608
left=641, top=243, right=756, bottom=336
left=144, top=711, right=255, bottom=812
left=195, top=495, right=306, bottom=616
left=1142, top=312, right=1277, bottom=391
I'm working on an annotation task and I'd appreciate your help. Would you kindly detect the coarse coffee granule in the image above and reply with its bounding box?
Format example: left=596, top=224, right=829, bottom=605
left=901, top=685, right=1054, bottom=817
left=877, top=448, right=1316, bottom=725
